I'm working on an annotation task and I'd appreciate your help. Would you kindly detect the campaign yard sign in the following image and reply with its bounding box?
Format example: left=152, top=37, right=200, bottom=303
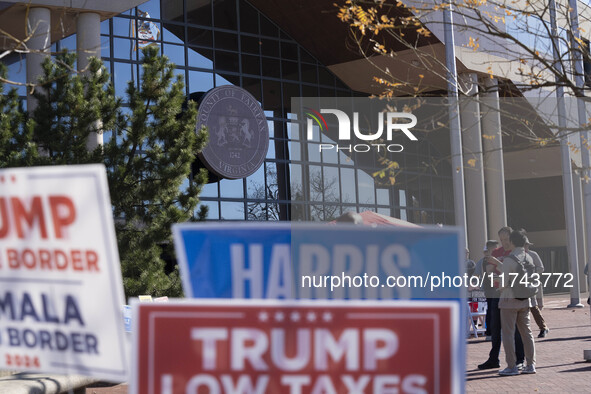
left=131, top=300, right=460, bottom=394
left=0, top=165, right=128, bottom=381
left=173, top=223, right=463, bottom=300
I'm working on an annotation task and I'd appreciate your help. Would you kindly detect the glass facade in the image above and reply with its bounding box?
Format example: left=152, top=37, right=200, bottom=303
left=4, top=0, right=455, bottom=225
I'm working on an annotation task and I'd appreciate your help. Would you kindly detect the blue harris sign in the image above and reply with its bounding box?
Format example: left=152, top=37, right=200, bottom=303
left=172, top=223, right=464, bottom=300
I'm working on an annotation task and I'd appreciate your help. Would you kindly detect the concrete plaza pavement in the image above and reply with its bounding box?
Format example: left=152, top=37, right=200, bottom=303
left=466, top=293, right=591, bottom=393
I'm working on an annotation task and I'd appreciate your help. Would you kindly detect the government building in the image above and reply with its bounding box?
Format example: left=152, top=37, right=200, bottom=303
left=1, top=0, right=589, bottom=298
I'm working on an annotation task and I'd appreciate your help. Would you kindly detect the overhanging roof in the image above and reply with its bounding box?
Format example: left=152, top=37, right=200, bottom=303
left=0, top=0, right=148, bottom=51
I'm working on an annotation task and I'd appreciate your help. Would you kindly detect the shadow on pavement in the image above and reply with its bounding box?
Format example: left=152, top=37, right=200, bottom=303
left=558, top=362, right=591, bottom=373
left=537, top=335, right=591, bottom=343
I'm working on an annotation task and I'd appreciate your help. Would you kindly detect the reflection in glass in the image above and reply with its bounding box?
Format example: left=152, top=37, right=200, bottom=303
left=137, top=0, right=161, bottom=19
left=357, top=170, right=375, bottom=205
left=163, top=28, right=184, bottom=44
left=220, top=178, right=244, bottom=198
left=163, top=43, right=185, bottom=66
left=113, top=38, right=132, bottom=59
left=200, top=182, right=218, bottom=198
left=199, top=200, right=219, bottom=219
left=376, top=188, right=389, bottom=206
left=221, top=201, right=245, bottom=220
left=340, top=168, right=356, bottom=203
left=188, top=70, right=214, bottom=92
left=246, top=165, right=266, bottom=199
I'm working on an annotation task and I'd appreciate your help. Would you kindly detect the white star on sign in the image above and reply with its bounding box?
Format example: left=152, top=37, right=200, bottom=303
left=275, top=312, right=285, bottom=322
left=306, top=312, right=316, bottom=322
left=290, top=312, right=300, bottom=322
left=322, top=312, right=333, bottom=322
left=258, top=311, right=269, bottom=322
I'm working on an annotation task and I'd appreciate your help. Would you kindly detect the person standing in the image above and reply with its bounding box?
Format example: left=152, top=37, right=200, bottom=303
left=525, top=237, right=549, bottom=338
left=489, top=229, right=536, bottom=375
left=477, top=227, right=525, bottom=370
left=474, top=240, right=499, bottom=338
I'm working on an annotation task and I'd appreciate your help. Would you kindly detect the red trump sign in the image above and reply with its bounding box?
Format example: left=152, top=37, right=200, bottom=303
left=131, top=300, right=460, bottom=394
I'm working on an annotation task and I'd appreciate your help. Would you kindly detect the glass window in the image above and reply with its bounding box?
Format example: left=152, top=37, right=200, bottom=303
left=199, top=201, right=219, bottom=219
left=113, top=17, right=132, bottom=37
left=113, top=38, right=132, bottom=59
left=260, top=39, right=279, bottom=57
left=307, top=143, right=321, bottom=163
left=242, top=77, right=261, bottom=101
left=339, top=151, right=353, bottom=166
left=357, top=170, right=375, bottom=205
left=246, top=165, right=266, bottom=199
left=376, top=188, right=389, bottom=205
left=261, top=57, right=280, bottom=79
left=289, top=140, right=301, bottom=161
left=282, top=60, right=299, bottom=81
left=220, top=178, right=244, bottom=198
left=305, top=124, right=320, bottom=143
left=262, top=79, right=281, bottom=110
left=213, top=0, right=238, bottom=30
left=59, top=34, right=76, bottom=52
left=340, top=168, right=356, bottom=203
left=241, top=54, right=260, bottom=76
left=113, top=62, right=133, bottom=97
left=259, top=15, right=278, bottom=38
left=377, top=207, right=390, bottom=216
left=215, top=72, right=239, bottom=86
left=215, top=50, right=239, bottom=72
left=100, top=37, right=110, bottom=58
left=215, top=31, right=238, bottom=52
left=302, top=84, right=318, bottom=97
left=240, top=35, right=260, bottom=55
left=287, top=117, right=299, bottom=140
left=281, top=42, right=298, bottom=61
left=301, top=63, right=317, bottom=84
left=323, top=166, right=340, bottom=202
left=266, top=139, right=276, bottom=159
left=188, top=70, right=214, bottom=92
left=318, top=68, right=335, bottom=87
left=321, top=145, right=338, bottom=165
left=137, top=0, right=161, bottom=19
left=399, top=189, right=407, bottom=207
left=163, top=43, right=185, bottom=66
left=101, top=19, right=110, bottom=35
left=300, top=49, right=316, bottom=63
left=399, top=208, right=407, bottom=221
left=162, top=0, right=184, bottom=21
left=188, top=47, right=213, bottom=69
left=163, top=26, right=184, bottom=44
left=200, top=182, right=219, bottom=198
left=239, top=2, right=259, bottom=35
left=187, top=0, right=212, bottom=26
left=220, top=201, right=245, bottom=220
left=187, top=27, right=213, bottom=48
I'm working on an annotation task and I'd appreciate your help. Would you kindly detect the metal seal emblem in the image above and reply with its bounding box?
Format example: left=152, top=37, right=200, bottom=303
left=196, top=86, right=269, bottom=180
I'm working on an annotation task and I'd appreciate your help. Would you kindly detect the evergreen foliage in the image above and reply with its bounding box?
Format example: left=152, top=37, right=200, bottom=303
left=0, top=47, right=208, bottom=298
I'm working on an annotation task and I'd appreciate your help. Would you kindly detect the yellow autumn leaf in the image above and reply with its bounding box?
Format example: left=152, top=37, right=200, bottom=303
left=467, top=158, right=477, bottom=167
left=389, top=177, right=396, bottom=185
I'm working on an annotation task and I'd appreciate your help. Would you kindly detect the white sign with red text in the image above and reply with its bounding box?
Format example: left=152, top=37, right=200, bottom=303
left=131, top=300, right=460, bottom=394
left=0, top=165, right=128, bottom=381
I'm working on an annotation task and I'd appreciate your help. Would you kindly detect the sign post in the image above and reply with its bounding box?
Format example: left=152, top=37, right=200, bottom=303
left=0, top=165, right=128, bottom=381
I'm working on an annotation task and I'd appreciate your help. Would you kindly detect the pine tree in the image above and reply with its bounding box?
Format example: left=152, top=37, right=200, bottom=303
left=0, top=47, right=208, bottom=298
left=104, top=46, right=208, bottom=297
left=0, top=64, right=37, bottom=167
